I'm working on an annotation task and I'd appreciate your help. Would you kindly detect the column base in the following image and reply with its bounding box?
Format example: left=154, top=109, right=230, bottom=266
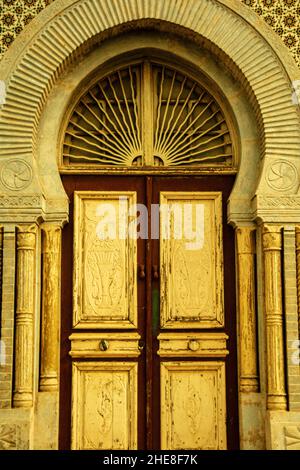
left=33, top=391, right=59, bottom=449
left=267, top=394, right=287, bottom=410
left=239, top=392, right=266, bottom=449
left=13, top=391, right=33, bottom=408
left=40, top=374, right=58, bottom=391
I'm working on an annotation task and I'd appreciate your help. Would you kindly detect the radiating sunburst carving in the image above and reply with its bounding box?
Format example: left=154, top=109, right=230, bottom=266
left=64, top=64, right=142, bottom=166
left=152, top=64, right=232, bottom=167
left=63, top=61, right=234, bottom=168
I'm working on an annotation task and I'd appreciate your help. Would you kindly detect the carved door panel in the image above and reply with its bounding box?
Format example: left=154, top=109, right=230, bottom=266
left=60, top=176, right=147, bottom=450
left=158, top=190, right=226, bottom=449
left=151, top=177, right=238, bottom=450
left=60, top=175, right=238, bottom=450
left=70, top=190, right=140, bottom=449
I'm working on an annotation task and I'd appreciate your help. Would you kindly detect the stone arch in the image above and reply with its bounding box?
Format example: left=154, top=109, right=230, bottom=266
left=0, top=0, right=299, bottom=224
left=36, top=28, right=260, bottom=224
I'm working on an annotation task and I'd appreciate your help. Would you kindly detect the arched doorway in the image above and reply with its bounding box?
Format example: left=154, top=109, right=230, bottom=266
left=1, top=0, right=300, bottom=451
left=58, top=53, right=239, bottom=450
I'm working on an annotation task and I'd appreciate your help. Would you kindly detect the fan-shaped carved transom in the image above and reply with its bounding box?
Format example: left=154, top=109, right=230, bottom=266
left=62, top=60, right=235, bottom=170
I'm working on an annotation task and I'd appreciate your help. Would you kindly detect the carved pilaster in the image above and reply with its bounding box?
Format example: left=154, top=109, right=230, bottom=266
left=262, top=225, right=287, bottom=410
left=13, top=225, right=37, bottom=408
left=236, top=227, right=259, bottom=392
left=0, top=227, right=3, bottom=311
left=295, top=227, right=300, bottom=335
left=40, top=224, right=61, bottom=391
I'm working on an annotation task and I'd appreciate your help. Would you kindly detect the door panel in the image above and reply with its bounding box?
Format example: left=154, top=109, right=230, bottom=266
left=71, top=361, right=138, bottom=450
left=73, top=191, right=137, bottom=329
left=157, top=332, right=229, bottom=357
left=160, top=361, right=226, bottom=450
left=71, top=189, right=141, bottom=450
left=60, top=176, right=146, bottom=451
left=157, top=188, right=227, bottom=450
left=160, top=191, right=224, bottom=329
left=69, top=332, right=141, bottom=358
left=150, top=176, right=238, bottom=450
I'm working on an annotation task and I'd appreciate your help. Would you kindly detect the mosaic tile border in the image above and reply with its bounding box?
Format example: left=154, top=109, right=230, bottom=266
left=0, top=0, right=299, bottom=67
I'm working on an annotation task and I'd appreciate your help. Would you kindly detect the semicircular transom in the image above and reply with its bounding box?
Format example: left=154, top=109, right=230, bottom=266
left=62, top=59, right=235, bottom=170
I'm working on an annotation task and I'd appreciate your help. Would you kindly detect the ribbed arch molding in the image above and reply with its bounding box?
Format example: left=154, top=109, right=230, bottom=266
left=0, top=0, right=299, bottom=166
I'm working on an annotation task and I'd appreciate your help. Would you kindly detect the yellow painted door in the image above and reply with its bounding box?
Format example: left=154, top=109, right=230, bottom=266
left=157, top=189, right=227, bottom=450
left=61, top=175, right=238, bottom=450
left=62, top=176, right=148, bottom=450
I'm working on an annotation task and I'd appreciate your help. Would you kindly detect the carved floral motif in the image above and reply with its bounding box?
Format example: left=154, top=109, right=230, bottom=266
left=266, top=160, right=298, bottom=191
left=1, top=160, right=32, bottom=191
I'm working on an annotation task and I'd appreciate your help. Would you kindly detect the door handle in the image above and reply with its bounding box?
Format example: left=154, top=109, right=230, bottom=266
left=152, top=288, right=160, bottom=335
left=99, top=339, right=109, bottom=351
left=152, top=265, right=159, bottom=280
left=138, top=264, right=146, bottom=279
left=188, top=339, right=200, bottom=352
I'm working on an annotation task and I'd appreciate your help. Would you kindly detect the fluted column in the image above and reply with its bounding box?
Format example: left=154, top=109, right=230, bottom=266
left=13, top=225, right=37, bottom=407
left=236, top=227, right=259, bottom=392
left=295, top=227, right=300, bottom=334
left=262, top=225, right=287, bottom=410
left=40, top=224, right=61, bottom=391
left=0, top=227, right=3, bottom=305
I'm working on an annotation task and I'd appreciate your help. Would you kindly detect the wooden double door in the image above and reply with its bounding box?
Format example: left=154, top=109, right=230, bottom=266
left=60, top=175, right=239, bottom=450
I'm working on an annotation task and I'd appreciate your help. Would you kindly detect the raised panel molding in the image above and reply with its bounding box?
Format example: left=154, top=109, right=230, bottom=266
left=161, top=361, right=227, bottom=450
left=73, top=191, right=137, bottom=329
left=69, top=332, right=141, bottom=358
left=157, top=332, right=229, bottom=357
left=160, top=192, right=224, bottom=329
left=71, top=362, right=138, bottom=450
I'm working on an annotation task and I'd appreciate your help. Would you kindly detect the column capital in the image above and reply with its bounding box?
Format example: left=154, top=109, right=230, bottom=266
left=262, top=225, right=282, bottom=251
left=40, top=222, right=64, bottom=231
left=16, top=224, right=37, bottom=250
left=236, top=226, right=256, bottom=255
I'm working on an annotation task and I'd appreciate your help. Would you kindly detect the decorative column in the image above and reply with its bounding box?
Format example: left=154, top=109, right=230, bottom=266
left=236, top=227, right=259, bottom=392
left=13, top=225, right=37, bottom=407
left=0, top=227, right=3, bottom=303
left=295, top=227, right=300, bottom=334
left=262, top=225, right=287, bottom=410
left=40, top=224, right=61, bottom=391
